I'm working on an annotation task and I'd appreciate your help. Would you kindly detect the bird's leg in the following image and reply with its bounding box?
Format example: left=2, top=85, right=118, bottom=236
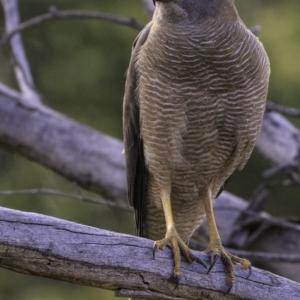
left=203, top=190, right=251, bottom=287
left=154, top=188, right=206, bottom=281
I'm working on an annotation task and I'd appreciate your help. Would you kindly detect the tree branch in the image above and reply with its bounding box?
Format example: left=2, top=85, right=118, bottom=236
left=0, top=84, right=126, bottom=201
left=143, top=0, right=155, bottom=18
left=266, top=101, right=300, bottom=118
left=1, top=206, right=300, bottom=300
left=257, top=111, right=300, bottom=165
left=1, top=0, right=41, bottom=105
left=1, top=6, right=144, bottom=45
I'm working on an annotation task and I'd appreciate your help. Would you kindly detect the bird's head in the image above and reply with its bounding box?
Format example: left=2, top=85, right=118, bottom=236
left=153, top=0, right=237, bottom=25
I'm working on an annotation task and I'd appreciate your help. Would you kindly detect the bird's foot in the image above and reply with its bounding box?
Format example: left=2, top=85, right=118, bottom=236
left=153, top=227, right=206, bottom=282
left=205, top=241, right=251, bottom=291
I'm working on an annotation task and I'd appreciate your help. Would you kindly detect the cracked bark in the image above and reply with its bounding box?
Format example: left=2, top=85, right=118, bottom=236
left=1, top=206, right=300, bottom=300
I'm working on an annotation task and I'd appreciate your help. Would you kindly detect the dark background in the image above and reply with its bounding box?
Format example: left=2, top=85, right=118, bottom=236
left=0, top=0, right=299, bottom=299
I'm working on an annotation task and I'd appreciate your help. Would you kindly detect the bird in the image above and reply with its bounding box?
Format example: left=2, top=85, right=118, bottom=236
left=123, top=0, right=270, bottom=291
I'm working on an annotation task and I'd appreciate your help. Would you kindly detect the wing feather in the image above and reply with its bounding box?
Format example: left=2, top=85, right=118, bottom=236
left=123, top=22, right=153, bottom=237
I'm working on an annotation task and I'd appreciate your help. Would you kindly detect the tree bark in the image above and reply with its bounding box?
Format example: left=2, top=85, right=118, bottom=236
left=0, top=86, right=126, bottom=201
left=1, top=206, right=300, bottom=300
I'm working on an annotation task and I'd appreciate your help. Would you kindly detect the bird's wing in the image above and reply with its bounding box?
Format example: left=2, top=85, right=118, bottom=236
left=123, top=22, right=153, bottom=237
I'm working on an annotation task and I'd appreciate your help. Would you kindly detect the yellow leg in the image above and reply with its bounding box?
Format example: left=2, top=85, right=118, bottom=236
left=154, top=188, right=206, bottom=280
left=203, top=189, right=251, bottom=285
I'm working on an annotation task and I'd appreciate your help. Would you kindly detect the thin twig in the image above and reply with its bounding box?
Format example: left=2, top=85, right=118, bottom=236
left=266, top=101, right=300, bottom=118
left=1, top=0, right=41, bottom=105
left=0, top=188, right=132, bottom=212
left=2, top=6, right=144, bottom=45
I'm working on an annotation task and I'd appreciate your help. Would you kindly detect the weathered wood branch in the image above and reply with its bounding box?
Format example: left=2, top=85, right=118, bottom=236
left=0, top=85, right=126, bottom=201
left=1, top=0, right=41, bottom=105
left=257, top=111, right=300, bottom=169
left=143, top=0, right=155, bottom=18
left=1, top=206, right=300, bottom=300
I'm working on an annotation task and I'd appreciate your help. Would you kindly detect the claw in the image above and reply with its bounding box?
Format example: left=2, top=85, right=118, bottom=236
left=207, top=254, right=220, bottom=274
left=190, top=252, right=207, bottom=269
left=247, top=265, right=253, bottom=279
left=153, top=243, right=157, bottom=260
left=224, top=282, right=233, bottom=295
left=170, top=274, right=180, bottom=290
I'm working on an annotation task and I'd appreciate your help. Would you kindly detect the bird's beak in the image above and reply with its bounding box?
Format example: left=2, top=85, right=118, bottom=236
left=153, top=0, right=156, bottom=6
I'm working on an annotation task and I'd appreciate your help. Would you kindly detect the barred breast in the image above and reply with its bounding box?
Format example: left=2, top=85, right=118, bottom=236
left=137, top=17, right=270, bottom=242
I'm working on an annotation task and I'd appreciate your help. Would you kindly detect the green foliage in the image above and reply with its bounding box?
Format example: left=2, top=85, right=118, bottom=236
left=0, top=0, right=300, bottom=299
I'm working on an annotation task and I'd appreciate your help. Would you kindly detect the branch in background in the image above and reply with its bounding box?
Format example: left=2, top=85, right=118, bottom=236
left=143, top=0, right=155, bottom=18
left=1, top=6, right=143, bottom=45
left=1, top=206, right=300, bottom=300
left=257, top=112, right=300, bottom=166
left=267, top=101, right=300, bottom=118
left=1, top=0, right=41, bottom=105
left=0, top=188, right=132, bottom=212
left=0, top=84, right=127, bottom=201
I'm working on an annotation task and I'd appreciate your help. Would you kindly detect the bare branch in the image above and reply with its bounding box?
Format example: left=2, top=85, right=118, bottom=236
left=143, top=0, right=155, bottom=18
left=1, top=0, right=41, bottom=105
left=0, top=188, right=132, bottom=212
left=1, top=206, right=300, bottom=300
left=1, top=6, right=144, bottom=45
left=0, top=84, right=126, bottom=201
left=257, top=112, right=300, bottom=166
left=267, top=101, right=300, bottom=118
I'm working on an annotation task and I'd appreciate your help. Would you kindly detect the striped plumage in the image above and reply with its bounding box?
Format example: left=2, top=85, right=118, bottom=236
left=123, top=0, right=270, bottom=291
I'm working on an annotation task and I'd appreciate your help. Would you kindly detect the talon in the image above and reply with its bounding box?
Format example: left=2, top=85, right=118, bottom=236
left=225, top=282, right=233, bottom=295
left=247, top=265, right=252, bottom=279
left=207, top=254, right=220, bottom=274
left=204, top=245, right=251, bottom=287
left=170, top=274, right=180, bottom=290
left=190, top=252, right=207, bottom=269
left=153, top=243, right=157, bottom=260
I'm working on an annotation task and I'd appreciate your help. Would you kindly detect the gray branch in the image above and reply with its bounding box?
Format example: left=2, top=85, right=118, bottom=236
left=0, top=84, right=126, bottom=201
left=143, top=0, right=155, bottom=18
left=1, top=0, right=41, bottom=105
left=1, top=206, right=300, bottom=300
left=266, top=101, right=300, bottom=118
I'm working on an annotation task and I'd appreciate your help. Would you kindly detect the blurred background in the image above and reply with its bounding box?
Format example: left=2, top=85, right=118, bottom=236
left=0, top=0, right=299, bottom=299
